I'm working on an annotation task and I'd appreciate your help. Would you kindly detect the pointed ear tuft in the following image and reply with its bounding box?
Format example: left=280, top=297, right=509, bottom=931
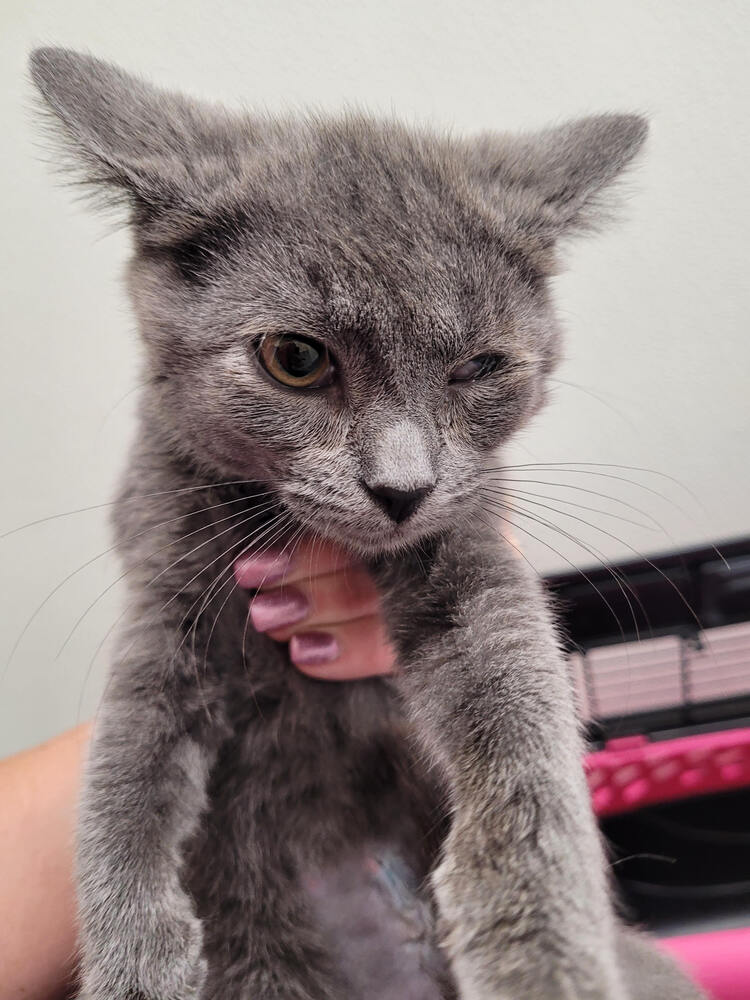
left=29, top=47, right=239, bottom=220
left=470, top=113, right=649, bottom=239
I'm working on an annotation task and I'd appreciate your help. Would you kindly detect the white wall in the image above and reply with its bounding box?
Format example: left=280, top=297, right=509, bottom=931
left=1, top=0, right=748, bottom=755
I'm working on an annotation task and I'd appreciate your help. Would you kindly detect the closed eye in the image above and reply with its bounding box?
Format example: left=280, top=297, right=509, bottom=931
left=449, top=353, right=509, bottom=383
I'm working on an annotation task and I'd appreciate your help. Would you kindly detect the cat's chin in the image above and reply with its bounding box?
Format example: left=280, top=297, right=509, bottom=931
left=334, top=530, right=428, bottom=559
left=284, top=504, right=435, bottom=559
left=324, top=521, right=439, bottom=559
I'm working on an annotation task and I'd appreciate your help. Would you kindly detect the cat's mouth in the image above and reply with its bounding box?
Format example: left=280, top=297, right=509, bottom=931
left=279, top=490, right=438, bottom=558
left=327, top=518, right=430, bottom=558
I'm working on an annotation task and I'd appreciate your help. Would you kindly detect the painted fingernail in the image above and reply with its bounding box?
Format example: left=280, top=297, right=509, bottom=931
left=249, top=588, right=309, bottom=632
left=234, top=551, right=292, bottom=588
left=289, top=632, right=340, bottom=667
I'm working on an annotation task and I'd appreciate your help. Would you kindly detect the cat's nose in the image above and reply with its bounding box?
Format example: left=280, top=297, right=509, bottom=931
left=361, top=481, right=435, bottom=524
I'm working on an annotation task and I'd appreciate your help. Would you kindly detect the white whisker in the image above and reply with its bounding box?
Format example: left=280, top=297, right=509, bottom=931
left=55, top=500, right=279, bottom=660
left=4, top=493, right=275, bottom=676
left=1, top=480, right=275, bottom=541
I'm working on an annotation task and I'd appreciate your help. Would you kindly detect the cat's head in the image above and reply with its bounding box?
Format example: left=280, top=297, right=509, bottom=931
left=30, top=48, right=647, bottom=556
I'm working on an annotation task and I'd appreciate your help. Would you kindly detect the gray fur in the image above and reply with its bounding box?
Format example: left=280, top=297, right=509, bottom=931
left=29, top=47, right=705, bottom=1000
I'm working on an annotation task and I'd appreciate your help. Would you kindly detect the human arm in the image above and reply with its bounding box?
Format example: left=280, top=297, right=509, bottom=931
left=0, top=723, right=91, bottom=1000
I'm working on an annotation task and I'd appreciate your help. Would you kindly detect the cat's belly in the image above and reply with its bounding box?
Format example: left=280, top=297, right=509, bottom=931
left=303, top=843, right=452, bottom=1000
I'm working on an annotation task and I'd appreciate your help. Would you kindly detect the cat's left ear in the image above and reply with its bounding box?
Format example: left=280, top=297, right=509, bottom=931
left=468, top=114, right=649, bottom=240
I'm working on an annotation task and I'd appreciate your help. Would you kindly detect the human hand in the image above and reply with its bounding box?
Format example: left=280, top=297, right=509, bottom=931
left=234, top=538, right=396, bottom=680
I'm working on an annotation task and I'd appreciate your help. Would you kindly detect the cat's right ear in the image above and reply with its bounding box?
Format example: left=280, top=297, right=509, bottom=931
left=29, top=47, right=237, bottom=223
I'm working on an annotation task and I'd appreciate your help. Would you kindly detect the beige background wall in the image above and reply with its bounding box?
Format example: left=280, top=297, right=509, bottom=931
left=1, top=0, right=748, bottom=754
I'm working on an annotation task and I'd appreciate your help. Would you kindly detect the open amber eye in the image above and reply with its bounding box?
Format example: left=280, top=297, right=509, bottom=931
left=258, top=333, right=335, bottom=389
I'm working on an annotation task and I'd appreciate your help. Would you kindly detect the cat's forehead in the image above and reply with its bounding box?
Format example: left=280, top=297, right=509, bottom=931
left=235, top=194, right=515, bottom=362
left=204, top=118, right=526, bottom=347
left=241, top=117, right=482, bottom=264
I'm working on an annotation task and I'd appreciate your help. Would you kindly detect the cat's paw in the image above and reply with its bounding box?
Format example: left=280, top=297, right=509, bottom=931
left=78, top=908, right=207, bottom=1000
left=432, top=843, right=627, bottom=1000
left=139, top=910, right=207, bottom=999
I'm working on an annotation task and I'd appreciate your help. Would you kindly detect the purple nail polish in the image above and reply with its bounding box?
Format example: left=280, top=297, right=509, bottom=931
left=289, top=632, right=340, bottom=667
left=249, top=588, right=308, bottom=632
left=234, top=551, right=292, bottom=588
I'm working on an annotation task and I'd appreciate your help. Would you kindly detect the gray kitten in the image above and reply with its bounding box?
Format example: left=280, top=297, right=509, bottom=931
left=30, top=48, right=705, bottom=1000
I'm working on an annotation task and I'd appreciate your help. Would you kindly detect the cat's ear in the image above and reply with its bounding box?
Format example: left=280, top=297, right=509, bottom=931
left=29, top=47, right=239, bottom=221
left=469, top=114, right=649, bottom=239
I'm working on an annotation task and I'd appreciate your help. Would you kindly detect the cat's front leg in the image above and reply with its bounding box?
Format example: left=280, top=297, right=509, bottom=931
left=377, top=526, right=627, bottom=1000
left=75, top=614, right=224, bottom=1000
